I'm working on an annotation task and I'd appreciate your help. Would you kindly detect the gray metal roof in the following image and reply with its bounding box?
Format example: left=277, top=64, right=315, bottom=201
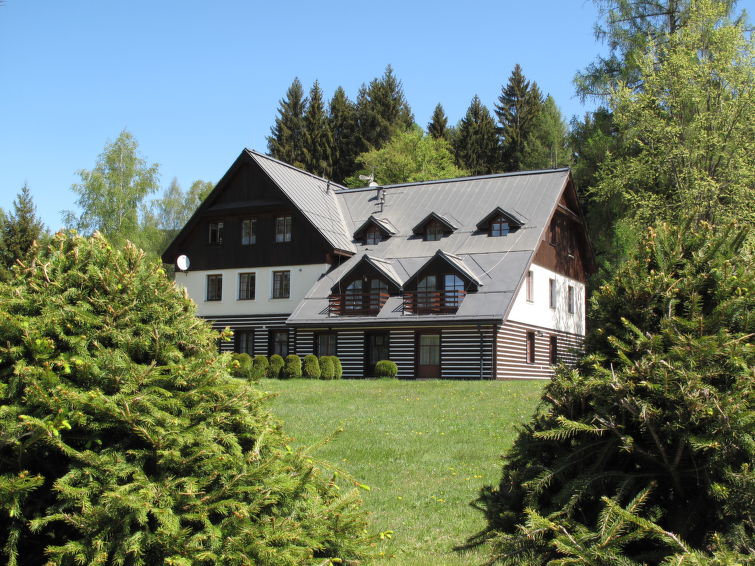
left=247, top=150, right=357, bottom=253
left=287, top=168, right=570, bottom=327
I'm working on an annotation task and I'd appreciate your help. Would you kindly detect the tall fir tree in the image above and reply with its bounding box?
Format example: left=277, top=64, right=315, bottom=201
left=267, top=77, right=307, bottom=169
left=454, top=95, right=500, bottom=175
left=495, top=64, right=544, bottom=171
left=427, top=103, right=449, bottom=140
left=521, top=95, right=571, bottom=170
left=0, top=184, right=45, bottom=278
left=356, top=65, right=414, bottom=151
left=302, top=80, right=334, bottom=178
left=328, top=86, right=361, bottom=184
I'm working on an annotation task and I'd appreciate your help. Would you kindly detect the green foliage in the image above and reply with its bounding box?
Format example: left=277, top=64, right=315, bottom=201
left=268, top=354, right=285, bottom=379
left=302, top=354, right=321, bottom=379
left=253, top=354, right=270, bottom=375
left=324, top=356, right=343, bottom=380
left=355, top=64, right=414, bottom=151
left=593, top=0, right=755, bottom=235
left=454, top=95, right=500, bottom=175
left=495, top=64, right=544, bottom=171
left=328, top=86, right=361, bottom=184
left=281, top=354, right=302, bottom=379
left=0, top=232, right=367, bottom=565
left=472, top=219, right=754, bottom=564
left=302, top=80, right=333, bottom=178
left=230, top=352, right=254, bottom=380
left=346, top=126, right=467, bottom=187
left=373, top=360, right=398, bottom=378
left=427, top=103, right=449, bottom=140
left=521, top=95, right=571, bottom=170
left=267, top=77, right=307, bottom=169
left=62, top=129, right=160, bottom=249
left=0, top=184, right=45, bottom=280
left=319, top=356, right=335, bottom=380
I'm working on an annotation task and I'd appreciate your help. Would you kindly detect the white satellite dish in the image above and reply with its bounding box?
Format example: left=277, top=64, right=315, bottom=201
left=176, top=255, right=190, bottom=271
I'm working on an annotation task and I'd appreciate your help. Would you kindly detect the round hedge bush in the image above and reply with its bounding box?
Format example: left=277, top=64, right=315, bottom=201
left=0, top=233, right=367, bottom=565
left=319, top=356, right=335, bottom=380
left=231, top=352, right=253, bottom=379
left=302, top=354, right=321, bottom=379
left=374, top=360, right=398, bottom=378
left=268, top=354, right=285, bottom=378
left=281, top=354, right=302, bottom=379
left=252, top=354, right=269, bottom=375
left=332, top=356, right=343, bottom=379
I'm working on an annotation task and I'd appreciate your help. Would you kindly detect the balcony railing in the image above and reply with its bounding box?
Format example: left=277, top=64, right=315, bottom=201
left=328, top=292, right=390, bottom=316
left=402, top=290, right=466, bottom=314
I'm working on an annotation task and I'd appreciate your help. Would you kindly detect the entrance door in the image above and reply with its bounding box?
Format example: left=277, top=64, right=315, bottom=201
left=417, top=332, right=441, bottom=378
left=365, top=332, right=389, bottom=376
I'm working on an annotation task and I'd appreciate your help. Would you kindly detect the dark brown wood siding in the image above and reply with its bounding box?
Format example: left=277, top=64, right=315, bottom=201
left=495, top=320, right=583, bottom=379
left=202, top=313, right=290, bottom=355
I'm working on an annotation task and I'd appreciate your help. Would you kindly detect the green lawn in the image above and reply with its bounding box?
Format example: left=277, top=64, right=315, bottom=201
left=262, top=378, right=544, bottom=565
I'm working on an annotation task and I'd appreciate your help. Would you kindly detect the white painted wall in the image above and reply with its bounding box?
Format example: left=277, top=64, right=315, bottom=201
left=507, top=263, right=585, bottom=335
left=175, top=263, right=330, bottom=317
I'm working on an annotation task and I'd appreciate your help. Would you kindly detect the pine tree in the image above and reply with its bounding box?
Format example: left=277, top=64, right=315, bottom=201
left=328, top=86, right=361, bottom=184
left=302, top=80, right=334, bottom=178
left=0, top=184, right=45, bottom=276
left=454, top=95, right=500, bottom=175
left=495, top=64, right=544, bottom=171
left=0, top=232, right=368, bottom=565
left=267, top=77, right=307, bottom=169
left=427, top=103, right=449, bottom=140
left=521, top=95, right=571, bottom=170
left=356, top=65, right=414, bottom=151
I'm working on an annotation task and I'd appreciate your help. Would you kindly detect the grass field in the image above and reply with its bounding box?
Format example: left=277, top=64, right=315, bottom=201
left=262, top=378, right=544, bottom=565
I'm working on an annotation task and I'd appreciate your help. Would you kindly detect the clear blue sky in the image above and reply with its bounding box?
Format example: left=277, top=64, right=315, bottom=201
left=1, top=1, right=750, bottom=231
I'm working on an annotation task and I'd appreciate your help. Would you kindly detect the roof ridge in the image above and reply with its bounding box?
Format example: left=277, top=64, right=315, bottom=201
left=245, top=148, right=348, bottom=191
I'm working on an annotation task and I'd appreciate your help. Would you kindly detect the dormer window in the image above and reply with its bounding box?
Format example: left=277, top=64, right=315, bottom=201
left=412, top=212, right=457, bottom=241
left=208, top=221, right=224, bottom=245
left=476, top=207, right=524, bottom=236
left=353, top=216, right=396, bottom=245
left=425, top=220, right=445, bottom=241
left=490, top=216, right=510, bottom=237
left=365, top=226, right=382, bottom=246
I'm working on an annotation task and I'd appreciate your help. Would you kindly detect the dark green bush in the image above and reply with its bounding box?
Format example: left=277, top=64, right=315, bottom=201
left=373, top=360, right=398, bottom=378
left=253, top=354, right=269, bottom=376
left=231, top=352, right=253, bottom=379
left=281, top=354, right=302, bottom=379
left=302, top=354, right=321, bottom=379
left=332, top=356, right=343, bottom=379
left=0, top=233, right=368, bottom=565
left=268, top=354, right=284, bottom=378
left=319, top=356, right=335, bottom=380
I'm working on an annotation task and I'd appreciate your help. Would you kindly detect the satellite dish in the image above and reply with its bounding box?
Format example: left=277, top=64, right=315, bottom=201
left=176, top=255, right=190, bottom=271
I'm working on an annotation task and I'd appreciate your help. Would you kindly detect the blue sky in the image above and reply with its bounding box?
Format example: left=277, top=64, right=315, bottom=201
left=1, top=1, right=751, bottom=231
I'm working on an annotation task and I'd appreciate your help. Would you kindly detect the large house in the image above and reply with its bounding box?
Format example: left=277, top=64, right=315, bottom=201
left=162, top=149, right=593, bottom=379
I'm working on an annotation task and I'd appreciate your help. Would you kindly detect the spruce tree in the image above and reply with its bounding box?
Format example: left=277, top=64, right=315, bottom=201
left=0, top=184, right=45, bottom=277
left=328, top=86, right=361, bottom=184
left=0, top=233, right=368, bottom=565
left=454, top=95, right=500, bottom=175
left=356, top=65, right=414, bottom=150
left=427, top=103, right=449, bottom=140
left=521, top=95, right=571, bottom=170
left=495, top=64, right=544, bottom=171
left=302, top=80, right=334, bottom=178
left=267, top=77, right=307, bottom=169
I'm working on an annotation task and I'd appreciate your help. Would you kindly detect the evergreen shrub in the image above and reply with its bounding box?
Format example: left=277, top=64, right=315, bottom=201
left=253, top=354, right=269, bottom=375
left=0, top=233, right=367, bottom=565
left=281, top=354, right=302, bottom=379
left=230, top=352, right=253, bottom=379
left=302, top=354, right=321, bottom=379
left=332, top=356, right=343, bottom=379
left=268, top=354, right=285, bottom=378
left=319, top=356, right=335, bottom=380
left=373, top=360, right=398, bottom=378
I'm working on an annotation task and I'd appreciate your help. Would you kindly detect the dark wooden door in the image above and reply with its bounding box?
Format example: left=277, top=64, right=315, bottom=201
left=417, top=332, right=441, bottom=379
left=365, top=332, right=389, bottom=376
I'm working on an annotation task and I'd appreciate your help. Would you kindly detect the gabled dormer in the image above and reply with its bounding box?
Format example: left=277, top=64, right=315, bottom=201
left=402, top=250, right=481, bottom=314
left=412, top=212, right=458, bottom=241
left=476, top=207, right=525, bottom=237
left=328, top=254, right=402, bottom=316
left=353, top=216, right=397, bottom=246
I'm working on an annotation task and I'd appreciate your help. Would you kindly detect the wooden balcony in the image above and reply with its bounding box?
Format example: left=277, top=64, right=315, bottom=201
left=328, top=292, right=390, bottom=316
left=402, top=290, right=466, bottom=314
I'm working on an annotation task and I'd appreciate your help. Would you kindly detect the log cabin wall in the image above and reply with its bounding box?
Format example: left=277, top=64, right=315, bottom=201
left=495, top=320, right=583, bottom=379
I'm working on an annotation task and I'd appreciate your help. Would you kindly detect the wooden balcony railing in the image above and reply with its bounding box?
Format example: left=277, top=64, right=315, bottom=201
left=328, top=292, right=390, bottom=316
left=402, top=290, right=466, bottom=314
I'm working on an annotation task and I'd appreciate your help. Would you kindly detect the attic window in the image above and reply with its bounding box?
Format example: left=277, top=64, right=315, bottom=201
left=425, top=221, right=445, bottom=241
left=365, top=226, right=382, bottom=245
left=208, top=221, right=224, bottom=245
left=490, top=216, right=510, bottom=237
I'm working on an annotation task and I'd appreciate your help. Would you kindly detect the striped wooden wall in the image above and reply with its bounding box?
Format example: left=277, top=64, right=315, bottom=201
left=389, top=329, right=414, bottom=379
left=495, top=320, right=583, bottom=380
left=441, top=327, right=494, bottom=379
left=337, top=330, right=365, bottom=378
left=201, top=314, right=289, bottom=355
left=295, top=329, right=314, bottom=357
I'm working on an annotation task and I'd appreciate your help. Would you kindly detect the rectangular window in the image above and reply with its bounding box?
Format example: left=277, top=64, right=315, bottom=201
left=235, top=329, right=254, bottom=354
left=365, top=227, right=382, bottom=245
left=208, top=221, right=224, bottom=245
left=275, top=215, right=292, bottom=243
left=550, top=335, right=558, bottom=365
left=272, top=271, right=290, bottom=299
left=271, top=330, right=288, bottom=357
left=526, top=331, right=535, bottom=364
left=568, top=285, right=575, bottom=314
left=490, top=218, right=509, bottom=237
left=316, top=333, right=337, bottom=356
left=526, top=270, right=534, bottom=302
left=424, top=221, right=444, bottom=241
left=206, top=274, right=222, bottom=301
left=238, top=272, right=255, bottom=300
left=549, top=278, right=557, bottom=309
left=241, top=219, right=256, bottom=245
left=419, top=334, right=441, bottom=365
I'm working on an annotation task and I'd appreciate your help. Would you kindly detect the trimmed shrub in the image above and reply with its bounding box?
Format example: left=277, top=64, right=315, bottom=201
left=253, top=354, right=269, bottom=376
left=302, top=354, right=321, bottom=379
left=332, top=356, right=343, bottom=379
left=0, top=233, right=368, bottom=565
left=230, top=352, right=253, bottom=379
left=281, top=354, right=302, bottom=379
left=319, top=356, right=335, bottom=380
left=268, top=354, right=284, bottom=378
left=374, top=360, right=398, bottom=378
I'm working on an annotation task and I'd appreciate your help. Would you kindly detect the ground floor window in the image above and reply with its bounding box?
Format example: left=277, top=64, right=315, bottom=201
left=316, top=333, right=337, bottom=356
left=365, top=332, right=389, bottom=376
left=550, top=335, right=558, bottom=365
left=417, top=332, right=441, bottom=379
left=235, top=329, right=254, bottom=354
left=271, top=329, right=288, bottom=357
left=526, top=331, right=536, bottom=364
